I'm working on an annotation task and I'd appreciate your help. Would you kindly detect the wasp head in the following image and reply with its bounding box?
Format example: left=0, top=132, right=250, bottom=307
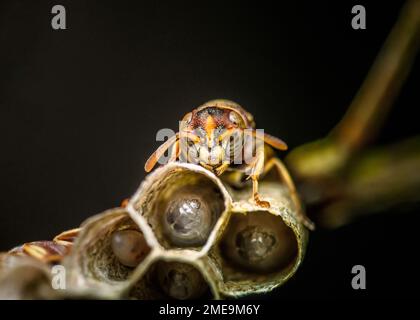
left=180, top=106, right=246, bottom=171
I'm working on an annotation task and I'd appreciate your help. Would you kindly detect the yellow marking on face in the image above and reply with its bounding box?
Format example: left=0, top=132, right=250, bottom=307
left=204, top=116, right=217, bottom=148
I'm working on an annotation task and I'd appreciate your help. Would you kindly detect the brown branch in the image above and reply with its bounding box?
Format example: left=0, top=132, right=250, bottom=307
left=286, top=0, right=420, bottom=181
left=332, top=0, right=420, bottom=150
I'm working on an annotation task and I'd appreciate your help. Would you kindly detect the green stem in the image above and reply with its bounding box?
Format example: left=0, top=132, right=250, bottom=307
left=316, top=137, right=420, bottom=228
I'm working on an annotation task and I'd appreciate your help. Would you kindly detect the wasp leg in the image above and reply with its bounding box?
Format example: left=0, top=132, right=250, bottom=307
left=22, top=243, right=63, bottom=263
left=53, top=228, right=81, bottom=246
left=8, top=228, right=80, bottom=264
left=247, top=145, right=271, bottom=208
left=21, top=240, right=71, bottom=263
left=215, top=161, right=230, bottom=176
left=251, top=176, right=270, bottom=208
left=263, top=157, right=315, bottom=230
left=120, top=198, right=129, bottom=208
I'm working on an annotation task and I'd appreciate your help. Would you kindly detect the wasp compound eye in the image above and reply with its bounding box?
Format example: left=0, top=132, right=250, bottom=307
left=228, top=110, right=242, bottom=125
left=111, top=229, right=150, bottom=267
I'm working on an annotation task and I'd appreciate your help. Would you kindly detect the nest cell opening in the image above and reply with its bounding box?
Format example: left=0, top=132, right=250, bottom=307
left=84, top=217, right=151, bottom=282
left=128, top=260, right=213, bottom=300
left=140, top=168, right=226, bottom=249
left=219, top=211, right=298, bottom=277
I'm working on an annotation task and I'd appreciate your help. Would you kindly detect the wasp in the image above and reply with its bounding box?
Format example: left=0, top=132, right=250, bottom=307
left=145, top=99, right=314, bottom=229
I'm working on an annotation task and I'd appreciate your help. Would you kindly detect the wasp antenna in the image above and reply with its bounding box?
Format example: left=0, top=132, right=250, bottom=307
left=245, top=130, right=288, bottom=151
left=262, top=132, right=288, bottom=150
left=144, top=133, right=179, bottom=172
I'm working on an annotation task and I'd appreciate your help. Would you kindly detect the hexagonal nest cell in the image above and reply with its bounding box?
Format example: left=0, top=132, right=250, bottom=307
left=129, top=163, right=230, bottom=250
left=1, top=162, right=309, bottom=299
left=128, top=260, right=214, bottom=300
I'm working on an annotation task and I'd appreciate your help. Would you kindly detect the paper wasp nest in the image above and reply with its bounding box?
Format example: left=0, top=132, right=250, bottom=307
left=0, top=162, right=308, bottom=299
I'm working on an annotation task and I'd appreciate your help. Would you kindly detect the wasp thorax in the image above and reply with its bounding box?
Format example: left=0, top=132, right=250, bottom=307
left=111, top=230, right=150, bottom=267
left=156, top=262, right=208, bottom=300
left=163, top=191, right=213, bottom=246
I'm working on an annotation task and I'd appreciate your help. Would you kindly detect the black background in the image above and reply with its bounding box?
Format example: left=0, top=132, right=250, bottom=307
left=0, top=0, right=419, bottom=299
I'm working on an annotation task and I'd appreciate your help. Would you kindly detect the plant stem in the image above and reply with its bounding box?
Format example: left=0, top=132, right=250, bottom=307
left=286, top=0, right=420, bottom=180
